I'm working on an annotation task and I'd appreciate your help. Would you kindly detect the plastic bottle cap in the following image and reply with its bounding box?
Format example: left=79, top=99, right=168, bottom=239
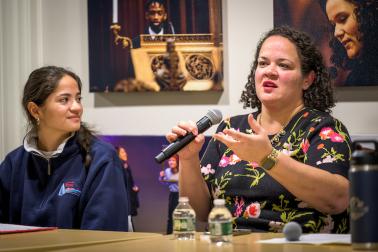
left=178, top=197, right=189, bottom=202
left=213, top=199, right=225, bottom=205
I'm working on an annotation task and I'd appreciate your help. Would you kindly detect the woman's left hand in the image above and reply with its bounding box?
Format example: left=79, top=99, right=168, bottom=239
left=213, top=114, right=273, bottom=164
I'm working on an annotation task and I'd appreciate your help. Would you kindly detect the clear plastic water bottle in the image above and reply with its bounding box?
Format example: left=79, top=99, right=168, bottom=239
left=173, top=196, right=196, bottom=240
left=208, top=199, right=233, bottom=244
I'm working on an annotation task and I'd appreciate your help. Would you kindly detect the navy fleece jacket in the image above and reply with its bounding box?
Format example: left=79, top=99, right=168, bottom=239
left=0, top=136, right=129, bottom=231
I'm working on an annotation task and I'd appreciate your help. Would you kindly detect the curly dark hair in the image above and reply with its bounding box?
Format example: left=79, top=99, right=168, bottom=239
left=22, top=66, right=95, bottom=167
left=240, top=26, right=335, bottom=113
left=319, top=0, right=378, bottom=69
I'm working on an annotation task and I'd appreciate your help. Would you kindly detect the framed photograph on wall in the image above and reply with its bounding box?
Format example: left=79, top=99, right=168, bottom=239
left=273, top=0, right=378, bottom=87
left=88, top=0, right=223, bottom=93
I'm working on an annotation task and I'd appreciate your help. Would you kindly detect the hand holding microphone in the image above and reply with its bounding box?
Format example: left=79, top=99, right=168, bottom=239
left=155, top=109, right=223, bottom=163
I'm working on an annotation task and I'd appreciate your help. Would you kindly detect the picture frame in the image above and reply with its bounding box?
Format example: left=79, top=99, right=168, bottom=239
left=88, top=0, right=224, bottom=93
left=274, top=0, right=378, bottom=87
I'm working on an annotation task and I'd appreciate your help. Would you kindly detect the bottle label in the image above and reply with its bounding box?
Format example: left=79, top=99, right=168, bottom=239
left=173, top=218, right=195, bottom=232
left=209, top=221, right=232, bottom=236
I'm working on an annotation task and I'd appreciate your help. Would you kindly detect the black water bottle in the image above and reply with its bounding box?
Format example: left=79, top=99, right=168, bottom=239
left=350, top=140, right=378, bottom=250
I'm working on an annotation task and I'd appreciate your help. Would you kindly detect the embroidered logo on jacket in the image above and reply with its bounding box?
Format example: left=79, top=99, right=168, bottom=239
left=58, top=181, right=81, bottom=197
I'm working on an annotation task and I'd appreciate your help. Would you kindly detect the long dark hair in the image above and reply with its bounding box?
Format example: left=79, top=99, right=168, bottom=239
left=240, top=26, right=335, bottom=113
left=22, top=66, right=95, bottom=167
left=319, top=0, right=378, bottom=69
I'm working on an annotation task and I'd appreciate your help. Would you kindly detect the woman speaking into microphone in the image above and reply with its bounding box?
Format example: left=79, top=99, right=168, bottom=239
left=166, top=26, right=351, bottom=233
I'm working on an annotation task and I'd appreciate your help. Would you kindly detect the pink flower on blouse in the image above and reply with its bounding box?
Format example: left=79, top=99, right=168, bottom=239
left=219, top=155, right=230, bottom=167
left=229, top=154, right=241, bottom=165
left=301, top=139, right=310, bottom=153
left=282, top=142, right=294, bottom=156
left=234, top=196, right=245, bottom=217
left=248, top=161, right=259, bottom=169
left=316, top=155, right=335, bottom=165
left=219, top=154, right=241, bottom=167
left=201, top=164, right=215, bottom=175
left=245, top=202, right=261, bottom=218
left=330, top=132, right=344, bottom=142
left=319, top=127, right=334, bottom=140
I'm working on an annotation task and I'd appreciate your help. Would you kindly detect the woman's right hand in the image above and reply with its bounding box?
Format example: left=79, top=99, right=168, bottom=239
left=166, top=120, right=205, bottom=160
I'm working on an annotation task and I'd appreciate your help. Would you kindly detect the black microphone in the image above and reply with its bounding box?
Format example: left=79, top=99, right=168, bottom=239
left=154, top=109, right=223, bottom=164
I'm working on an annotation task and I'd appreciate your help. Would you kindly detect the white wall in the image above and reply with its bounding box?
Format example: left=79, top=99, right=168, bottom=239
left=1, top=0, right=378, bottom=160
left=0, top=0, right=37, bottom=159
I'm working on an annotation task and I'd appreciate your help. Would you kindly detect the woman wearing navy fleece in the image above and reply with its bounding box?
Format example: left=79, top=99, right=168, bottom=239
left=0, top=66, right=129, bottom=231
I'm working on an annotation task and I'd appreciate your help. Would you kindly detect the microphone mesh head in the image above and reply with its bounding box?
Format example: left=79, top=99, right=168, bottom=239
left=206, top=109, right=223, bottom=125
left=283, top=221, right=302, bottom=241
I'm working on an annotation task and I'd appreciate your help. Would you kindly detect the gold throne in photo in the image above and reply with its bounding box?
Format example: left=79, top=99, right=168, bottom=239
left=131, top=34, right=223, bottom=92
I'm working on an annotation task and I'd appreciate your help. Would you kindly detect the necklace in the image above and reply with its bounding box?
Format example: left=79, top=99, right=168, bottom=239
left=258, top=113, right=287, bottom=146
left=257, top=104, right=305, bottom=146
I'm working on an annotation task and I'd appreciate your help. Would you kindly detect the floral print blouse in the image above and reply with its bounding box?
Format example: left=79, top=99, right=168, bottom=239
left=200, top=108, right=351, bottom=233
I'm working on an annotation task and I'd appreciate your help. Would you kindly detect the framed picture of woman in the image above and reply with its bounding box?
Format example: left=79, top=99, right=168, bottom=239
left=274, top=0, right=378, bottom=87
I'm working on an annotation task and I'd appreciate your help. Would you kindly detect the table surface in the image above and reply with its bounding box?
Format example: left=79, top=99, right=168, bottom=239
left=0, top=229, right=355, bottom=252
left=0, top=229, right=161, bottom=251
